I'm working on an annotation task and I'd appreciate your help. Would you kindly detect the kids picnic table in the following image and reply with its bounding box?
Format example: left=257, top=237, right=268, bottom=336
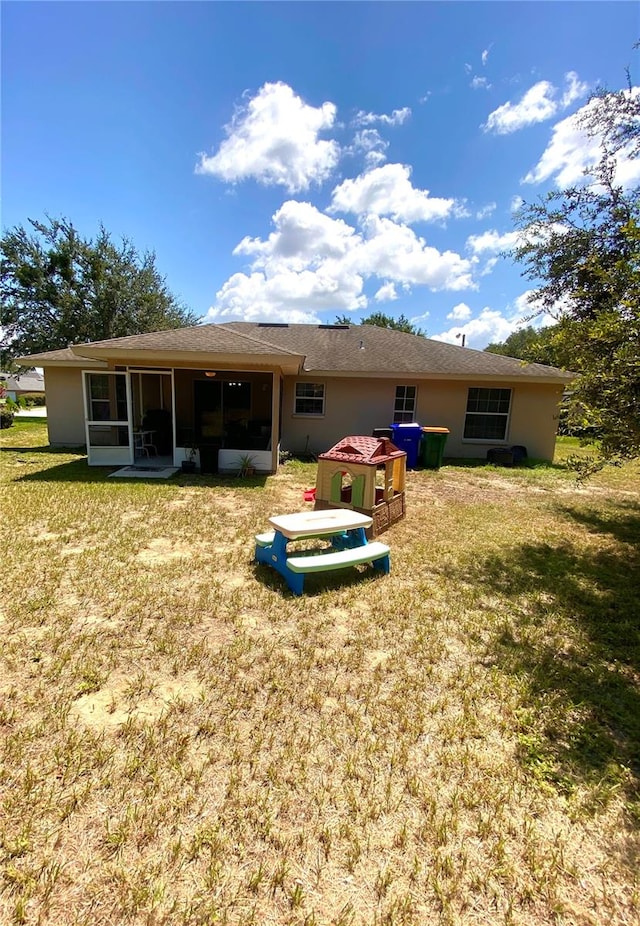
left=254, top=508, right=391, bottom=595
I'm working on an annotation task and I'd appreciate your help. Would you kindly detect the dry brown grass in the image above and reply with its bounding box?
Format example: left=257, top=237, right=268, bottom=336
left=1, top=423, right=639, bottom=925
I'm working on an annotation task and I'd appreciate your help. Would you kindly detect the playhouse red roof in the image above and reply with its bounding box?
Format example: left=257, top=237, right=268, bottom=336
left=318, top=435, right=406, bottom=465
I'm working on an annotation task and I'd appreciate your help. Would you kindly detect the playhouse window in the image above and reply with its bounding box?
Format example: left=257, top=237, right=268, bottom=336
left=294, top=382, right=325, bottom=416
left=393, top=385, right=417, bottom=422
left=464, top=388, right=512, bottom=440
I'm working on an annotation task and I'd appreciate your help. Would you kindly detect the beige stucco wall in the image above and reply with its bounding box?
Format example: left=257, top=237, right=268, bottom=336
left=280, top=376, right=564, bottom=461
left=43, top=365, right=564, bottom=462
left=43, top=367, right=90, bottom=446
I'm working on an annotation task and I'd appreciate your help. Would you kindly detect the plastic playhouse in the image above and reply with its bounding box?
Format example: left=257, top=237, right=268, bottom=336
left=314, top=435, right=407, bottom=537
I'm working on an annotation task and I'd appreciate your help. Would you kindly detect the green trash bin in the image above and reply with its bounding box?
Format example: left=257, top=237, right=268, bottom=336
left=420, top=427, right=450, bottom=469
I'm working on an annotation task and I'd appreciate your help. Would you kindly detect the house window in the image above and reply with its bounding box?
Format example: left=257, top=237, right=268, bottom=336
left=393, top=385, right=417, bottom=422
left=464, top=388, right=512, bottom=440
left=294, top=382, right=325, bottom=416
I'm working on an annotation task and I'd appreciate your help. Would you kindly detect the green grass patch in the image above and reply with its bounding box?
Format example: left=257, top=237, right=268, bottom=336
left=1, top=431, right=639, bottom=924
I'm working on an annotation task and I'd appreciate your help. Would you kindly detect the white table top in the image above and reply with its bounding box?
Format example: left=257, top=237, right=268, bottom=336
left=268, top=508, right=372, bottom=539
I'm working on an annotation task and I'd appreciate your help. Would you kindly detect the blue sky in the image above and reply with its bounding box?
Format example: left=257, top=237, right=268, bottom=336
left=3, top=1, right=638, bottom=348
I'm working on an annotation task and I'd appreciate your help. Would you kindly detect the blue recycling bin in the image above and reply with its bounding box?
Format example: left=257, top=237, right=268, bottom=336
left=390, top=422, right=423, bottom=469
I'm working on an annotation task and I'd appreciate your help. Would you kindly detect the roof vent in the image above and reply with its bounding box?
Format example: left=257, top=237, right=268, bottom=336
left=317, top=324, right=350, bottom=330
left=258, top=323, right=289, bottom=328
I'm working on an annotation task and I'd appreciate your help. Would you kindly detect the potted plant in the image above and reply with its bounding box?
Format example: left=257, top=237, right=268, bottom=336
left=181, top=444, right=198, bottom=473
left=236, top=452, right=256, bottom=477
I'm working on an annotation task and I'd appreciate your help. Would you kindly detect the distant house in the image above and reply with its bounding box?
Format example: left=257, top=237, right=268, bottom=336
left=0, top=370, right=45, bottom=401
left=18, top=322, right=572, bottom=472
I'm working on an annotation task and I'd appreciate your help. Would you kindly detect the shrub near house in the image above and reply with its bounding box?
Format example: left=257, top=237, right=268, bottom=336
left=0, top=382, right=14, bottom=429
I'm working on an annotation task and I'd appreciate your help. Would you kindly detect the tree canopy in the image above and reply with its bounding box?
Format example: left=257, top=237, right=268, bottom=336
left=335, top=311, right=426, bottom=337
left=510, top=81, right=640, bottom=475
left=1, top=217, right=199, bottom=366
left=484, top=325, right=560, bottom=366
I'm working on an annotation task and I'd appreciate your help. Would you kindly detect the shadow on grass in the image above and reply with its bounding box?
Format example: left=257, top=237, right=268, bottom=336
left=253, top=561, right=387, bottom=598
left=1, top=446, right=105, bottom=483
left=465, top=499, right=640, bottom=814
left=0, top=443, right=81, bottom=456
left=7, top=453, right=269, bottom=487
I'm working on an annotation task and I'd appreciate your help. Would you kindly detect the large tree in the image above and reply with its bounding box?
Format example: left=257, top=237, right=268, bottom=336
left=484, top=325, right=560, bottom=366
left=335, top=311, right=426, bottom=336
left=1, top=217, right=198, bottom=365
left=510, top=81, right=640, bottom=475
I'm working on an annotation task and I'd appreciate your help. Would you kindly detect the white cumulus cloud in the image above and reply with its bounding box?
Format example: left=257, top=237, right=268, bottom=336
left=234, top=201, right=358, bottom=271
left=196, top=81, right=340, bottom=193
left=480, top=256, right=499, bottom=277
left=466, top=228, right=520, bottom=255
left=349, top=129, right=389, bottom=168
left=329, top=163, right=460, bottom=224
left=433, top=290, right=557, bottom=349
left=447, top=302, right=472, bottom=321
left=471, top=76, right=492, bottom=91
left=433, top=307, right=524, bottom=348
left=353, top=107, right=411, bottom=127
left=483, top=71, right=588, bottom=134
left=524, top=87, right=640, bottom=189
left=206, top=200, right=475, bottom=321
left=357, top=215, right=475, bottom=290
left=374, top=282, right=399, bottom=302
left=475, top=202, right=497, bottom=220
left=409, top=311, right=430, bottom=331
left=561, top=70, right=588, bottom=108
left=208, top=269, right=365, bottom=324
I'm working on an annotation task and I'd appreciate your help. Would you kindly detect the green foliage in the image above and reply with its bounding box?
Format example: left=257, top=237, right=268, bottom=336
left=0, top=404, right=14, bottom=429
left=235, top=452, right=257, bottom=477
left=484, top=325, right=561, bottom=366
left=6, top=394, right=22, bottom=409
left=510, top=82, right=640, bottom=475
left=335, top=311, right=426, bottom=336
left=0, top=379, right=15, bottom=428
left=1, top=216, right=199, bottom=365
left=19, top=393, right=46, bottom=407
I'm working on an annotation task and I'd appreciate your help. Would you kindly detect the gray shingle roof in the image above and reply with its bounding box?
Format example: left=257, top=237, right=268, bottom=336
left=0, top=371, right=45, bottom=391
left=224, top=323, right=572, bottom=380
left=75, top=324, right=301, bottom=356
left=18, top=322, right=572, bottom=381
left=14, top=347, right=107, bottom=365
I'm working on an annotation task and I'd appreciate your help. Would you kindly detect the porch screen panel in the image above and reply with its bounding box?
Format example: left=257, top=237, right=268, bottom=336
left=87, top=373, right=128, bottom=424
left=84, top=371, right=132, bottom=464
left=87, top=425, right=130, bottom=447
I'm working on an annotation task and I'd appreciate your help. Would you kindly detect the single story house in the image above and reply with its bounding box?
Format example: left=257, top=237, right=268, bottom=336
left=18, top=322, right=572, bottom=472
left=0, top=370, right=45, bottom=401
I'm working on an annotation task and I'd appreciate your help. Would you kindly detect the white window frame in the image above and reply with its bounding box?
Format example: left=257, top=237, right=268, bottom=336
left=463, top=387, right=512, bottom=441
left=293, top=381, right=325, bottom=417
left=393, top=384, right=417, bottom=423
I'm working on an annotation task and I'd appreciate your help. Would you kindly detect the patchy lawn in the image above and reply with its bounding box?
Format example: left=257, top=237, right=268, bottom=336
left=1, top=422, right=639, bottom=925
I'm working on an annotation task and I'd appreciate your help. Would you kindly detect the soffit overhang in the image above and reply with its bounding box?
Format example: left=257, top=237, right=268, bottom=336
left=301, top=369, right=574, bottom=386
left=70, top=346, right=303, bottom=375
